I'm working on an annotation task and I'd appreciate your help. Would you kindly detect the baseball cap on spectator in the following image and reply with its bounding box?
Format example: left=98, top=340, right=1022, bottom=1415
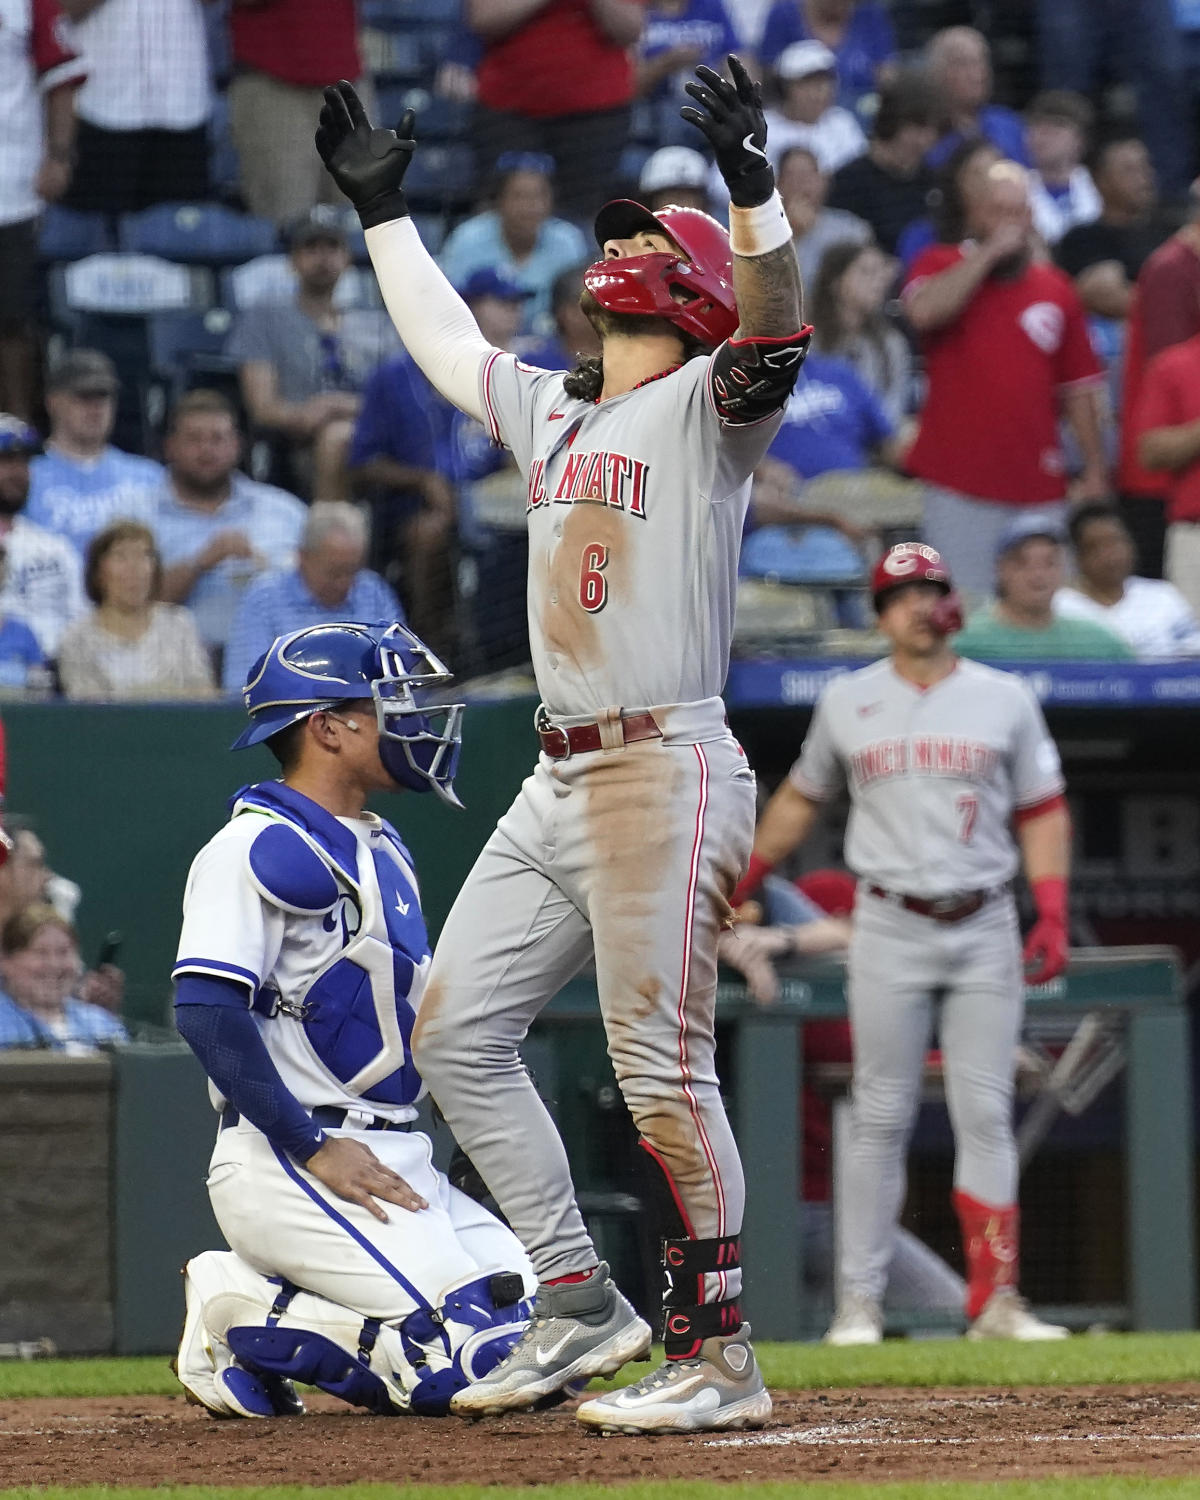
left=777, top=40, right=838, bottom=81
left=994, top=512, right=1067, bottom=560
left=46, top=348, right=118, bottom=398
left=286, top=206, right=350, bottom=250
left=458, top=269, right=533, bottom=303
left=0, top=414, right=41, bottom=455
left=639, top=146, right=710, bottom=197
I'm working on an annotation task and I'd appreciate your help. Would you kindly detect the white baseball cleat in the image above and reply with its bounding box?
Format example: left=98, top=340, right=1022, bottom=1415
left=575, top=1323, right=772, bottom=1435
left=822, top=1292, right=883, bottom=1346
left=966, top=1288, right=1069, bottom=1341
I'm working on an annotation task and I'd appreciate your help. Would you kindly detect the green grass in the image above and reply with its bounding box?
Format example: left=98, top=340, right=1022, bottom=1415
left=4, top=1333, right=1200, bottom=1401
left=7, top=1484, right=1200, bottom=1500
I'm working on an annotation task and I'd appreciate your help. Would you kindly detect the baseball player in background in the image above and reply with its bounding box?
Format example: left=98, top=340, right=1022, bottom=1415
left=172, top=622, right=539, bottom=1419
left=316, top=55, right=810, bottom=1433
left=732, top=543, right=1072, bottom=1345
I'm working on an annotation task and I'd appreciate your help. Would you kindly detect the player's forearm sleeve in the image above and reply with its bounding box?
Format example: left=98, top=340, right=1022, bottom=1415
left=175, top=978, right=324, bottom=1162
left=364, top=217, right=491, bottom=422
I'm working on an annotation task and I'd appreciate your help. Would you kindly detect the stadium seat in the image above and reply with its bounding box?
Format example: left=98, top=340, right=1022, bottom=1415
left=220, top=255, right=380, bottom=311
left=118, top=203, right=278, bottom=267
left=403, top=144, right=476, bottom=210
left=38, top=205, right=114, bottom=262
left=411, top=213, right=447, bottom=254
left=207, top=93, right=242, bottom=201
left=362, top=0, right=460, bottom=25
left=373, top=28, right=425, bottom=82
left=144, top=307, right=240, bottom=435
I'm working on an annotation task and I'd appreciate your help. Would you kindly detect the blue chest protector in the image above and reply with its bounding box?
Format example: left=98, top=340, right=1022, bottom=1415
left=235, top=781, right=430, bottom=1107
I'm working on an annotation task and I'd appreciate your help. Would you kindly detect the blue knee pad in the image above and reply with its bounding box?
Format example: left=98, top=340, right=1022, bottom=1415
left=402, top=1272, right=532, bottom=1416
left=226, top=1326, right=401, bottom=1416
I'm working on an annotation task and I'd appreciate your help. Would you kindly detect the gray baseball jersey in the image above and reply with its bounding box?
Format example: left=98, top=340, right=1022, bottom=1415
left=790, top=658, right=1064, bottom=896
left=479, top=350, right=783, bottom=716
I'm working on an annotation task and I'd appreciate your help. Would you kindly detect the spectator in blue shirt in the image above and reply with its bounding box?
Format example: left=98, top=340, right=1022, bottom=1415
left=150, top=390, right=306, bottom=659
left=438, top=154, right=589, bottom=335
left=925, top=28, right=1028, bottom=172
left=636, top=0, right=740, bottom=113
left=759, top=0, right=897, bottom=111
left=0, top=904, right=127, bottom=1053
left=222, top=501, right=403, bottom=695
left=26, top=350, right=164, bottom=560
left=518, top=264, right=602, bottom=374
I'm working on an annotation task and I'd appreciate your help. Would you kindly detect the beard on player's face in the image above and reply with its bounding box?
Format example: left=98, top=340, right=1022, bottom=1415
left=563, top=290, right=702, bottom=401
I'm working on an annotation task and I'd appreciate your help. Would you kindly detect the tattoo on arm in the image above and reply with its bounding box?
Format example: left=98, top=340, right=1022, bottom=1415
left=732, top=243, right=803, bottom=338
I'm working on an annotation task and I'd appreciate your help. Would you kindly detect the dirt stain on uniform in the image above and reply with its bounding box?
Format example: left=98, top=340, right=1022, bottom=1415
left=542, top=501, right=629, bottom=677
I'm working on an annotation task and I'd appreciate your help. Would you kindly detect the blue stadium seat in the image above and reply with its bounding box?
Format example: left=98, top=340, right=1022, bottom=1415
left=38, top=205, right=113, bottom=262
left=208, top=93, right=242, bottom=201
left=374, top=28, right=425, bottom=81
left=363, top=0, right=460, bottom=25
left=118, top=203, right=278, bottom=267
left=403, top=144, right=476, bottom=210
left=412, top=93, right=472, bottom=141
left=144, top=308, right=241, bottom=432
left=411, top=213, right=447, bottom=254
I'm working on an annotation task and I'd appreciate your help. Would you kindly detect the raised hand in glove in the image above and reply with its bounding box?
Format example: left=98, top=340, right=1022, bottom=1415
left=315, top=80, right=415, bottom=229
left=681, top=53, right=773, bottom=208
left=1023, top=876, right=1069, bottom=985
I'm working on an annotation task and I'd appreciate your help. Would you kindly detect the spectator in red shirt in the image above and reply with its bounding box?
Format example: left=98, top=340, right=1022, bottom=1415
left=229, top=0, right=370, bottom=226
left=903, top=161, right=1107, bottom=599
left=468, top=0, right=646, bottom=222
left=0, top=0, right=86, bottom=422
left=1137, top=332, right=1200, bottom=617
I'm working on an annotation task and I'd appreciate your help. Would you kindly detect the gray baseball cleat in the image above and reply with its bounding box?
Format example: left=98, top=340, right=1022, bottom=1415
left=575, top=1323, right=772, bottom=1434
left=449, top=1262, right=651, bottom=1416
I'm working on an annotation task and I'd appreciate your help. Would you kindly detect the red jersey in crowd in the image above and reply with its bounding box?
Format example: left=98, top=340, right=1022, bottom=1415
left=1118, top=234, right=1200, bottom=498
left=0, top=0, right=86, bottom=226
left=231, top=0, right=360, bottom=90
left=903, top=244, right=1102, bottom=505
left=476, top=0, right=644, bottom=119
left=1134, top=333, right=1200, bottom=524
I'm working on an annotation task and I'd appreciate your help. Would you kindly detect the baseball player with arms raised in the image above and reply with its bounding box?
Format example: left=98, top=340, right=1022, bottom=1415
left=316, top=56, right=809, bottom=1433
left=171, top=622, right=540, bottom=1419
left=730, top=543, right=1072, bottom=1345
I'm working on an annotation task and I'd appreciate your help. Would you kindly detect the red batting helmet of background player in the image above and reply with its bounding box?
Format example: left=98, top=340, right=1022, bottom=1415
left=583, top=199, right=739, bottom=348
left=871, top=542, right=964, bottom=635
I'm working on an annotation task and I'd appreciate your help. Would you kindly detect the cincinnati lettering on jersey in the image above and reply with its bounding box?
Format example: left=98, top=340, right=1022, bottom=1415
left=850, top=736, right=999, bottom=788
left=527, top=451, right=649, bottom=517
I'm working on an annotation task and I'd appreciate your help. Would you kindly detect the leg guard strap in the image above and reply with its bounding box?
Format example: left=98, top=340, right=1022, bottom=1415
left=662, top=1235, right=742, bottom=1297
left=662, top=1296, right=743, bottom=1358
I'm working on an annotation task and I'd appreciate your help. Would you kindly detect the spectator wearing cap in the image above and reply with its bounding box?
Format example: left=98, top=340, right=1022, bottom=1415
left=777, top=145, right=870, bottom=288
left=759, top=0, right=897, bottom=112
left=222, top=502, right=402, bottom=696
left=763, top=42, right=866, bottom=177
left=27, top=350, right=163, bottom=561
left=438, top=155, right=589, bottom=335
left=228, top=210, right=398, bottom=502
left=953, top=514, right=1133, bottom=661
left=636, top=0, right=739, bottom=122
left=1055, top=502, right=1200, bottom=657
left=925, top=28, right=1028, bottom=172
left=637, top=146, right=711, bottom=214
left=228, top=0, right=372, bottom=227
left=903, top=162, right=1108, bottom=600
left=827, top=70, right=939, bottom=255
left=0, top=415, right=85, bottom=657
left=59, top=0, right=210, bottom=216
left=150, top=390, right=305, bottom=660
left=56, top=520, right=215, bottom=700
left=1137, top=327, right=1200, bottom=616
left=468, top=0, right=644, bottom=223
left=1025, top=91, right=1100, bottom=247
left=0, top=0, right=86, bottom=423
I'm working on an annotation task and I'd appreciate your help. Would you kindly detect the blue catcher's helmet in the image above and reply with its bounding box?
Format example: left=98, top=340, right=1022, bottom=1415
left=0, top=414, right=41, bottom=456
left=232, top=621, right=464, bottom=807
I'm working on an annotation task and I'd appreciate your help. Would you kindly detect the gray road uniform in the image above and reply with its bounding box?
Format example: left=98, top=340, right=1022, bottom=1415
left=790, top=657, right=1065, bottom=1304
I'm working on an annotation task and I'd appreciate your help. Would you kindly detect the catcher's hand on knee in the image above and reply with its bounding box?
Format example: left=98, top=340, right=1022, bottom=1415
left=305, top=1135, right=428, bottom=1220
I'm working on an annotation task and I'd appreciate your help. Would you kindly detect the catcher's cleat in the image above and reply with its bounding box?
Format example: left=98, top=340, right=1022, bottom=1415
left=822, top=1292, right=884, bottom=1347
left=214, top=1363, right=306, bottom=1419
left=449, top=1262, right=651, bottom=1416
left=966, top=1288, right=1068, bottom=1342
left=576, top=1322, right=771, bottom=1434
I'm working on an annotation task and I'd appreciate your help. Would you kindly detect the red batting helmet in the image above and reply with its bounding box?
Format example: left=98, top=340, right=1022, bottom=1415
left=583, top=199, right=739, bottom=348
left=871, top=543, right=964, bottom=633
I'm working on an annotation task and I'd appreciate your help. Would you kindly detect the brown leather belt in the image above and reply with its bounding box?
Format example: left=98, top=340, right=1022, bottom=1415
left=537, top=711, right=663, bottom=760
left=866, top=885, right=989, bottom=924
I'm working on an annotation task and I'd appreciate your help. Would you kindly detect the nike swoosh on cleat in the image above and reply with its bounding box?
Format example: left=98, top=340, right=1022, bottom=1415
left=611, top=1374, right=711, bottom=1407
left=534, top=1330, right=578, bottom=1366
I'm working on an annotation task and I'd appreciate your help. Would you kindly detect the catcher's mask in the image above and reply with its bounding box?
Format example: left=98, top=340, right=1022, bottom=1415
left=871, top=542, right=964, bottom=635
left=583, top=199, right=739, bottom=348
left=233, top=621, right=464, bottom=806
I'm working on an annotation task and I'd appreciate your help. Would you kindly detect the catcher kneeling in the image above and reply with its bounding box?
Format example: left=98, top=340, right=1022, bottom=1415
left=172, top=623, right=535, bottom=1418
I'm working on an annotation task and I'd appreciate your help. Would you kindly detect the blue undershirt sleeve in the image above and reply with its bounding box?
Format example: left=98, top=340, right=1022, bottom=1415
left=174, top=975, right=325, bottom=1163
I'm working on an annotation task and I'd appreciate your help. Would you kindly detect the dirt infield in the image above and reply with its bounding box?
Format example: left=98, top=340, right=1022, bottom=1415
left=5, top=1384, right=1200, bottom=1487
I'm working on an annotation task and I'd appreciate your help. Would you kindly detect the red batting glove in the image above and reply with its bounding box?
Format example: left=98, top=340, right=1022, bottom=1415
left=1023, top=876, right=1069, bottom=984
left=731, top=851, right=774, bottom=912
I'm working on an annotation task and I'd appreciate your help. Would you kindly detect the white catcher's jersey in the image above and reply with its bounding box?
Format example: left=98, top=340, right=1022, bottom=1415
left=480, top=350, right=784, bottom=716
left=173, top=803, right=428, bottom=1124
left=790, top=658, right=1065, bottom=896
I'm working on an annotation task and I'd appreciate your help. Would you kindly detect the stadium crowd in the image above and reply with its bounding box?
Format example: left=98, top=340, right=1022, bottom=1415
left=0, top=0, right=1198, bottom=698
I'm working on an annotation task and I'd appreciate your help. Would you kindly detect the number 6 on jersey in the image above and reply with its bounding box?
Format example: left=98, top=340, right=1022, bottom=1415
left=579, top=542, right=609, bottom=613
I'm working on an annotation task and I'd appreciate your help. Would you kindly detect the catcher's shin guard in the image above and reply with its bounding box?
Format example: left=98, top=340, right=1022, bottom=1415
left=399, top=1269, right=532, bottom=1414
left=660, top=1235, right=743, bottom=1361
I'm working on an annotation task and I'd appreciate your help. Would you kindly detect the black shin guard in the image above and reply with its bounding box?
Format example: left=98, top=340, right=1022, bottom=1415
left=660, top=1234, right=743, bottom=1359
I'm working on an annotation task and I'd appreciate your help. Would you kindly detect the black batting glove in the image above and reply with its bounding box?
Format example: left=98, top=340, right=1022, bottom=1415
left=316, top=79, right=415, bottom=229
left=681, top=53, right=774, bottom=208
